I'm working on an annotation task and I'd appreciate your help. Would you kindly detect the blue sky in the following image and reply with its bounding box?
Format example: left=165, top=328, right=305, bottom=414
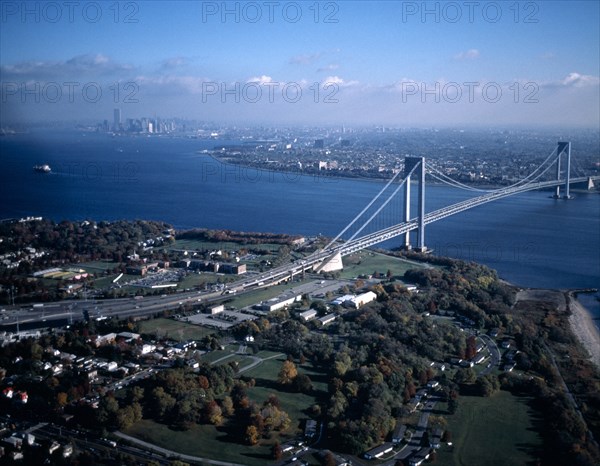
left=1, top=1, right=599, bottom=126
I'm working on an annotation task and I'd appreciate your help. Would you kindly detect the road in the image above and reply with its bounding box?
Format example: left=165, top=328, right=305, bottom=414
left=0, top=269, right=350, bottom=332
left=478, top=334, right=501, bottom=376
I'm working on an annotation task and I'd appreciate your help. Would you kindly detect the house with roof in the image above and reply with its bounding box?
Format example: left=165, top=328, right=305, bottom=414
left=392, top=423, right=407, bottom=443
left=410, top=448, right=431, bottom=466
left=299, top=309, right=318, bottom=322
left=318, top=313, right=337, bottom=326
left=364, top=442, right=393, bottom=460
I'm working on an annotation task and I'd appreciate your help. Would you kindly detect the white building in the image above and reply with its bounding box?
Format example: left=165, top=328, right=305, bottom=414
left=209, top=305, right=225, bottom=314
left=299, top=309, right=318, bottom=322
left=348, top=291, right=377, bottom=309
left=319, top=313, right=337, bottom=325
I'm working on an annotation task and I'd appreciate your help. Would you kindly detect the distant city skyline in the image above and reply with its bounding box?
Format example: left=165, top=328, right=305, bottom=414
left=1, top=1, right=599, bottom=127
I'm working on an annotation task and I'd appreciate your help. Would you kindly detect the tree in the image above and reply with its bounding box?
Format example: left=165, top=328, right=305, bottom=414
left=245, top=425, right=259, bottom=445
left=278, top=360, right=298, bottom=385
left=271, top=442, right=282, bottom=460
left=116, top=402, right=142, bottom=430
left=206, top=401, right=223, bottom=425
left=56, top=392, right=68, bottom=408
left=476, top=374, right=500, bottom=397
left=323, top=451, right=336, bottom=466
left=294, top=374, right=313, bottom=393
left=221, top=396, right=234, bottom=416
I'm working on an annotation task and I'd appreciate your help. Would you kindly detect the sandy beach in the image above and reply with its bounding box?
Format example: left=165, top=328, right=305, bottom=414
left=569, top=295, right=600, bottom=369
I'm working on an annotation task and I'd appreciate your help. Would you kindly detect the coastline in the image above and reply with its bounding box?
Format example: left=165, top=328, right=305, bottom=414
left=568, top=293, right=600, bottom=369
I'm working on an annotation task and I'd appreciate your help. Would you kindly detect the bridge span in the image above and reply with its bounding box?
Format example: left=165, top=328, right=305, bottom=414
left=2, top=142, right=598, bottom=330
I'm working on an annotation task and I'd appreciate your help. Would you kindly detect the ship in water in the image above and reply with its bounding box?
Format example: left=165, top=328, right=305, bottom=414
left=33, top=164, right=51, bottom=173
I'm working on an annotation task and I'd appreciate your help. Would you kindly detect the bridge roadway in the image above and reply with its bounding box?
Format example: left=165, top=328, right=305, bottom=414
left=1, top=176, right=597, bottom=329
left=335, top=175, right=599, bottom=254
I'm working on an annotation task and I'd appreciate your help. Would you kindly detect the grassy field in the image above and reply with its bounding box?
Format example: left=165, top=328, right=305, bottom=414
left=77, top=260, right=121, bottom=272
left=125, top=352, right=324, bottom=465
left=168, top=239, right=282, bottom=254
left=243, top=355, right=327, bottom=428
left=339, top=251, right=423, bottom=279
left=137, top=318, right=215, bottom=341
left=436, top=390, right=543, bottom=466
left=125, top=419, right=275, bottom=466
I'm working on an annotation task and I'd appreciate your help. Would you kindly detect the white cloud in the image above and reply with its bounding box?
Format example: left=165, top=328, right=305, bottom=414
left=0, top=54, right=135, bottom=80
left=561, top=72, right=599, bottom=87
left=246, top=75, right=274, bottom=84
left=323, top=76, right=359, bottom=87
left=317, top=64, right=340, bottom=72
left=454, top=49, right=480, bottom=60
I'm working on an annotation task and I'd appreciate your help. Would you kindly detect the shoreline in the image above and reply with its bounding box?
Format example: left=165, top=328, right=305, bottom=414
left=568, top=293, right=600, bottom=369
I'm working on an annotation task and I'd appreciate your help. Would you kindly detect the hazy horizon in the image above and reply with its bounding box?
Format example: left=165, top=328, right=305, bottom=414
left=1, top=1, right=599, bottom=127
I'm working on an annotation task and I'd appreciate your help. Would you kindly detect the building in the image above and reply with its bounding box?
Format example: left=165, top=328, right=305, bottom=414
left=304, top=419, right=318, bottom=438
left=407, top=398, right=421, bottom=413
left=392, top=423, right=407, bottom=443
left=430, top=362, right=446, bottom=371
left=138, top=344, right=156, bottom=355
left=93, top=333, right=116, bottom=347
left=117, top=332, right=140, bottom=341
left=299, top=309, right=318, bottom=322
left=364, top=442, right=393, bottom=460
left=209, top=305, right=225, bottom=315
left=259, top=295, right=300, bottom=312
left=430, top=428, right=444, bottom=449
left=319, top=313, right=337, bottom=325
left=503, top=362, right=517, bottom=372
left=427, top=380, right=439, bottom=389
left=410, top=447, right=431, bottom=466
left=488, top=327, right=500, bottom=337
left=331, top=294, right=355, bottom=306
left=219, top=263, right=247, bottom=274
left=113, top=108, right=121, bottom=131
left=348, top=291, right=377, bottom=309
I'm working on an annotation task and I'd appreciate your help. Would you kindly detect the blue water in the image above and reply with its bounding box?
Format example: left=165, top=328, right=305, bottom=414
left=2, top=131, right=599, bottom=324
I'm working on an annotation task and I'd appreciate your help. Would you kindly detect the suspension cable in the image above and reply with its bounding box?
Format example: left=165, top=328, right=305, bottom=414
left=323, top=167, right=406, bottom=250
left=425, top=145, right=559, bottom=193
left=346, top=164, right=418, bottom=243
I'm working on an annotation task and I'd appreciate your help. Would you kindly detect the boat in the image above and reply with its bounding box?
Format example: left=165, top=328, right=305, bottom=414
left=33, top=164, right=51, bottom=173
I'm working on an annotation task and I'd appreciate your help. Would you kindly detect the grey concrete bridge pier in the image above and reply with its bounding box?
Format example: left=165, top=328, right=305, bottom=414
left=404, top=157, right=427, bottom=252
left=402, top=173, right=411, bottom=249
left=554, top=141, right=572, bottom=199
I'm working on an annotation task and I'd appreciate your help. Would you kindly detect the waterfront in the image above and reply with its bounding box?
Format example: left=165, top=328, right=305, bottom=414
left=1, top=131, right=599, bottom=324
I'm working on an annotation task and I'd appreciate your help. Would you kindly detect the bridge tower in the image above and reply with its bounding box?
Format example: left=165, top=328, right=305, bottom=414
left=554, top=141, right=572, bottom=199
left=404, top=157, right=426, bottom=251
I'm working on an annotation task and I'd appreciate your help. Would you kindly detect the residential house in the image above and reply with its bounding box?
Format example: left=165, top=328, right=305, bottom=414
left=364, top=442, right=393, bottom=460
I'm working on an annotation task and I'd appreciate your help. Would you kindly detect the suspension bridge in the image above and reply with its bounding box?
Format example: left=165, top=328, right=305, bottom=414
left=231, top=141, right=599, bottom=289
left=2, top=142, right=598, bottom=330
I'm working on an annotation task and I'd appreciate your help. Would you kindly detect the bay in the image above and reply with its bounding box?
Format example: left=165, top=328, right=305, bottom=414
left=1, top=131, right=599, bottom=324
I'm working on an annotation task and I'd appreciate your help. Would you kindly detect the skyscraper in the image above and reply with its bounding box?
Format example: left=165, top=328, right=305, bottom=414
left=113, top=108, right=121, bottom=131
